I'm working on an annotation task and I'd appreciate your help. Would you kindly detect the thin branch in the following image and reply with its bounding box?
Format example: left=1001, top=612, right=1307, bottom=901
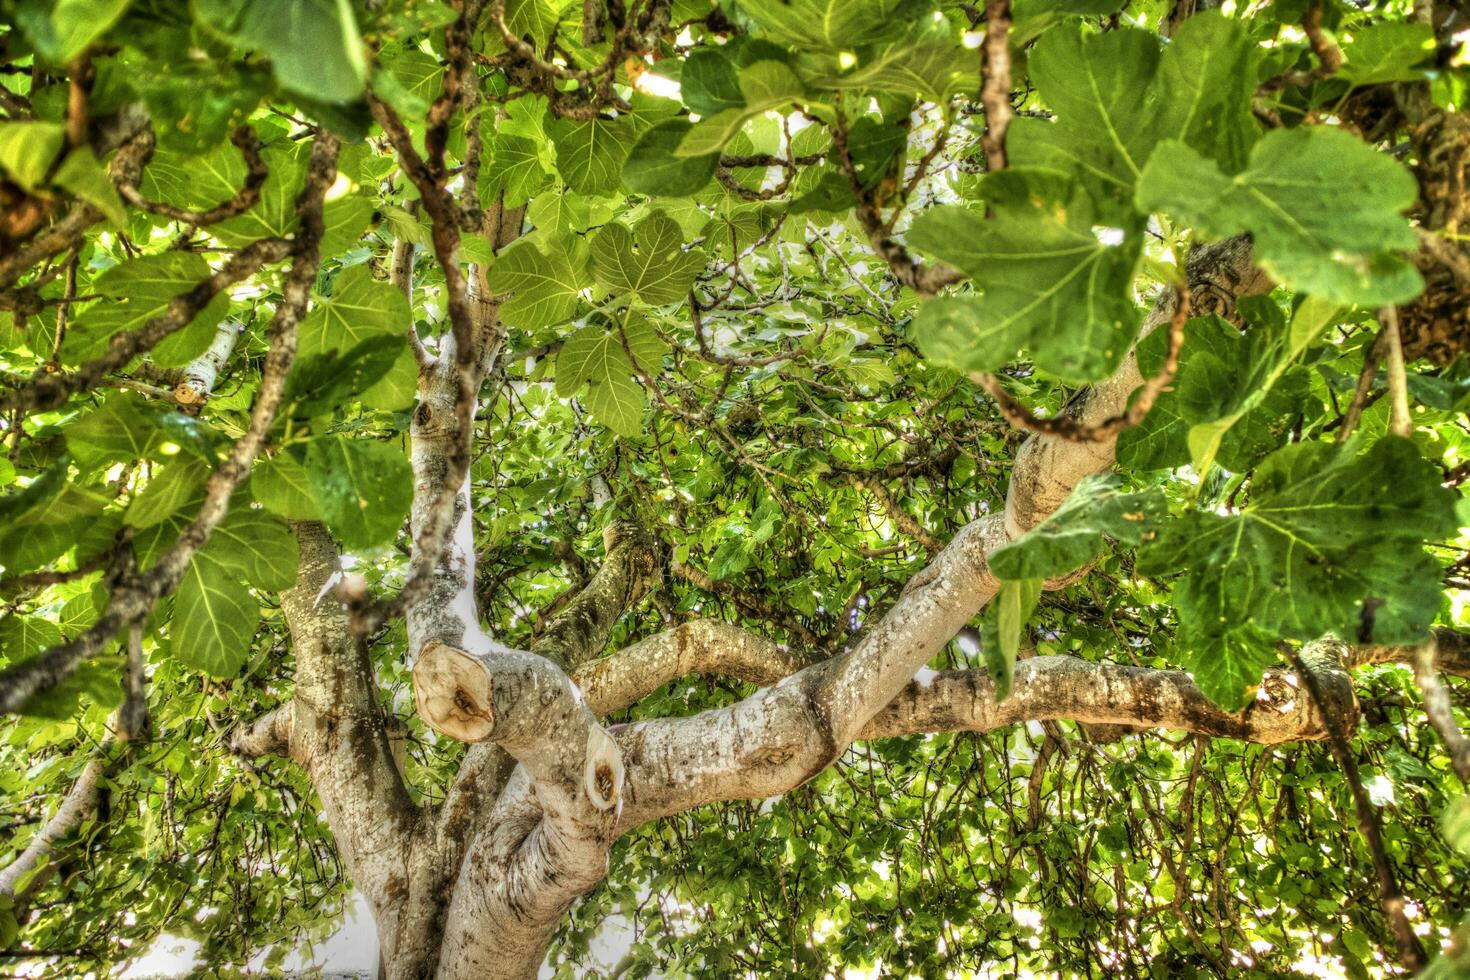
left=116, top=126, right=268, bottom=226
left=0, top=235, right=293, bottom=416
left=1338, top=329, right=1387, bottom=443
left=1292, top=648, right=1427, bottom=973
left=1258, top=0, right=1343, bottom=92
left=1381, top=305, right=1412, bottom=438
left=1412, top=641, right=1470, bottom=782
left=979, top=0, right=1012, bottom=172
left=973, top=284, right=1191, bottom=443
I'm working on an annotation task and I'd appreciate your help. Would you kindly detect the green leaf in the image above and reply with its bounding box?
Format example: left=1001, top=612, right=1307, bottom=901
left=378, top=44, right=444, bottom=116
left=66, top=393, right=220, bottom=470
left=319, top=194, right=375, bottom=258
left=303, top=435, right=413, bottom=551
left=1136, top=129, right=1422, bottom=306
left=52, top=149, right=126, bottom=225
left=173, top=548, right=259, bottom=676
left=983, top=577, right=1041, bottom=702
left=125, top=458, right=211, bottom=530
left=991, top=474, right=1164, bottom=581
left=676, top=61, right=805, bottom=157
left=479, top=132, right=551, bottom=207
left=623, top=121, right=719, bottom=198
left=298, top=265, right=410, bottom=361
left=681, top=47, right=747, bottom=116
left=547, top=114, right=637, bottom=196
left=206, top=508, right=298, bottom=590
left=1012, top=25, right=1158, bottom=202
left=1172, top=624, right=1279, bottom=711
left=211, top=141, right=309, bottom=247
left=251, top=450, right=321, bottom=521
left=556, top=320, right=665, bottom=437
left=13, top=0, right=133, bottom=63
left=1139, top=437, right=1457, bottom=646
left=1340, top=22, right=1436, bottom=86
left=285, top=335, right=404, bottom=419
left=65, top=252, right=230, bottom=366
left=1, top=486, right=113, bottom=575
left=909, top=170, right=1142, bottom=382
left=0, top=122, right=65, bottom=192
left=1011, top=0, right=1127, bottom=45
left=1117, top=311, right=1321, bottom=474
left=1011, top=14, right=1256, bottom=209
left=195, top=0, right=367, bottom=104
left=1186, top=297, right=1336, bottom=475
left=486, top=233, right=590, bottom=329
left=738, top=0, right=918, bottom=50
left=812, top=32, right=977, bottom=104
left=0, top=615, right=62, bottom=660
left=589, top=213, right=705, bottom=306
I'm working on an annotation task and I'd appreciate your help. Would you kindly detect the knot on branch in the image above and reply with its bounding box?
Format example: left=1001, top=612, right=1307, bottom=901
left=414, top=641, right=497, bottom=743
left=583, top=726, right=624, bottom=812
left=1250, top=658, right=1358, bottom=743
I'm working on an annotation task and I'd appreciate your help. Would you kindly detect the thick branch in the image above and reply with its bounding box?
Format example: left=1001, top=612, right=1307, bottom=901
left=532, top=521, right=662, bottom=671
left=574, top=618, right=815, bottom=715
left=614, top=653, right=1351, bottom=831
left=610, top=240, right=1269, bottom=831
left=0, top=760, right=101, bottom=899
left=277, top=522, right=419, bottom=946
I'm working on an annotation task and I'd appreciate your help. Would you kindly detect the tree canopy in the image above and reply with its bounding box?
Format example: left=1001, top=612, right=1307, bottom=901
left=1, top=0, right=1469, bottom=977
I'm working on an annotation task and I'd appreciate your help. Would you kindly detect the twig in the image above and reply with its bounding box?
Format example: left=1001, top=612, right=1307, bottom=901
left=972, top=284, right=1191, bottom=443
left=1338, top=329, right=1387, bottom=443
left=116, top=127, right=269, bottom=226
left=1258, top=0, right=1343, bottom=92
left=1412, top=641, right=1470, bottom=783
left=1291, top=650, right=1427, bottom=972
left=1381, top=305, right=1412, bottom=438
left=979, top=0, right=1012, bottom=172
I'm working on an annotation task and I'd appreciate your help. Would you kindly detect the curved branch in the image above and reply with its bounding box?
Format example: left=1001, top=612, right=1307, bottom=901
left=532, top=521, right=662, bottom=671
left=574, top=618, right=815, bottom=715
left=0, top=760, right=101, bottom=900
left=116, top=125, right=268, bottom=226
left=607, top=240, right=1270, bottom=832
left=614, top=652, right=1350, bottom=831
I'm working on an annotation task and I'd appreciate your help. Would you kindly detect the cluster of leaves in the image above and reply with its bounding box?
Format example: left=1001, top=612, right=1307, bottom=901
left=1, top=0, right=1468, bottom=975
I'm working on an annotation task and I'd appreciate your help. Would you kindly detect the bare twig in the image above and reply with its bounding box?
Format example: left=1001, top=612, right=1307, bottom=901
left=972, top=284, right=1191, bottom=443
left=1381, top=305, right=1412, bottom=438
left=979, top=0, right=1012, bottom=172
left=1338, top=329, right=1387, bottom=443
left=1258, top=0, right=1343, bottom=92
left=1412, top=641, right=1470, bottom=782
left=1292, top=650, right=1427, bottom=972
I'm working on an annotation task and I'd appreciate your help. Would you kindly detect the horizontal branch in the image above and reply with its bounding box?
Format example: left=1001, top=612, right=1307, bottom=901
left=613, top=651, right=1350, bottom=832
left=574, top=618, right=815, bottom=716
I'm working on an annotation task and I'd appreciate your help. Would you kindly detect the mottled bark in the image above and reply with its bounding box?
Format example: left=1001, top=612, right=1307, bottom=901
left=277, top=523, right=430, bottom=978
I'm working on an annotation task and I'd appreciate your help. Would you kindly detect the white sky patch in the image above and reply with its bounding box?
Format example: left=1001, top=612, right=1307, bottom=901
left=913, top=667, right=940, bottom=688
left=1092, top=225, right=1127, bottom=246
left=632, top=71, right=680, bottom=100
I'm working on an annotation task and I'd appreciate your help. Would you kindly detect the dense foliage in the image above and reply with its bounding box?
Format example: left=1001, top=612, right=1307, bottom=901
left=1, top=0, right=1469, bottom=976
